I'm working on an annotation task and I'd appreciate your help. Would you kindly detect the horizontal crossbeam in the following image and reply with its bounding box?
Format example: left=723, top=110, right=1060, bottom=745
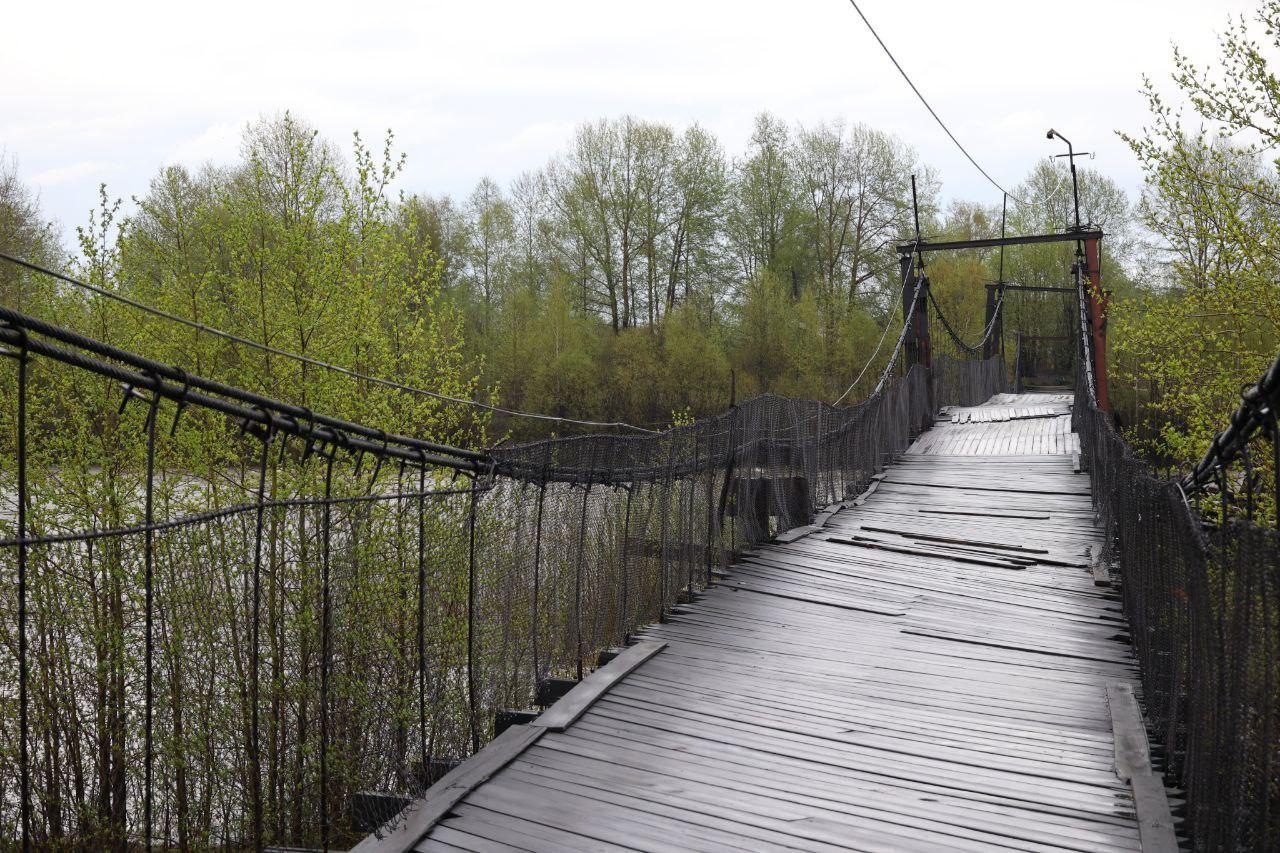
left=986, top=283, right=1076, bottom=293
left=898, top=230, right=1103, bottom=254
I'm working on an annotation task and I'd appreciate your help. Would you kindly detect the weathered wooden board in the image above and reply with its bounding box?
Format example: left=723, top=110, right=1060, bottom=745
left=361, top=392, right=1173, bottom=852
left=532, top=641, right=666, bottom=731
left=1106, top=683, right=1179, bottom=853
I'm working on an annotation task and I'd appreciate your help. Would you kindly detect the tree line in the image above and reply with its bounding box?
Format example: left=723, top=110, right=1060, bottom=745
left=4, top=108, right=1146, bottom=446
left=335, top=114, right=1132, bottom=437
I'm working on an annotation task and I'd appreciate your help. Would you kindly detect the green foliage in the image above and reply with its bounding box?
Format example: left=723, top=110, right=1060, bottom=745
left=733, top=270, right=802, bottom=395
left=0, top=114, right=496, bottom=847
left=1115, top=0, right=1280, bottom=467
left=659, top=301, right=731, bottom=414
left=0, top=155, right=62, bottom=311
left=409, top=112, right=945, bottom=435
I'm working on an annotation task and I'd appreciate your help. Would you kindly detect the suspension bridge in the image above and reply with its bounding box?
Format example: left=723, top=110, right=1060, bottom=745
left=0, top=224, right=1276, bottom=853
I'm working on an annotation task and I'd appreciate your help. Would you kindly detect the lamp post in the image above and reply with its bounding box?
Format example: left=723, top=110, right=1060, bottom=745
left=1046, top=128, right=1084, bottom=233
left=1046, top=129, right=1110, bottom=411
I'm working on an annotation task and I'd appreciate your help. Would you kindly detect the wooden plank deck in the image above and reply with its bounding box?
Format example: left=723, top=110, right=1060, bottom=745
left=372, top=393, right=1162, bottom=852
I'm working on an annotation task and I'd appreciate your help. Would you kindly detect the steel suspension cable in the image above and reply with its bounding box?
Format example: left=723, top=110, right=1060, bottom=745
left=833, top=298, right=899, bottom=407
left=834, top=250, right=919, bottom=406
left=142, top=389, right=159, bottom=852
left=415, top=466, right=430, bottom=786
left=0, top=252, right=658, bottom=434
left=842, top=0, right=1025, bottom=204
left=1075, top=262, right=1099, bottom=407
left=840, top=4, right=1077, bottom=212
left=319, top=451, right=335, bottom=851
left=248, top=423, right=271, bottom=849
left=14, top=334, right=30, bottom=852
left=1032, top=161, right=1072, bottom=209
left=870, top=275, right=926, bottom=398
left=0, top=305, right=490, bottom=472
left=928, top=287, right=1004, bottom=355
left=0, top=487, right=478, bottom=550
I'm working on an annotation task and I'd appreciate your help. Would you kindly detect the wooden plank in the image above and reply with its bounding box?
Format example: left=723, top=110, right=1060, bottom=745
left=852, top=478, right=881, bottom=505
left=353, top=392, right=1150, bottom=853
left=445, top=803, right=625, bottom=852
left=527, top=727, right=1141, bottom=848
left=534, top=641, right=666, bottom=731
left=772, top=523, right=818, bottom=543
left=502, top=757, right=1065, bottom=853
left=593, top=688, right=1127, bottom=789
left=361, top=644, right=665, bottom=851
left=463, top=778, right=755, bottom=852
left=565, top=708, right=1129, bottom=816
left=811, top=506, right=840, bottom=527
left=858, top=524, right=1051, bottom=555
left=1106, top=683, right=1178, bottom=853
left=825, top=535, right=1029, bottom=569
left=574, top=706, right=1129, bottom=815
left=418, top=824, right=516, bottom=853
left=351, top=724, right=546, bottom=853
left=1092, top=547, right=1112, bottom=587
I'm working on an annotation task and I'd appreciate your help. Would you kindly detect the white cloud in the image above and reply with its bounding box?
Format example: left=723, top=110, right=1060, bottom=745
left=29, top=160, right=116, bottom=187
left=492, top=121, right=580, bottom=156
left=165, top=122, right=244, bottom=168
left=0, top=0, right=1262, bottom=235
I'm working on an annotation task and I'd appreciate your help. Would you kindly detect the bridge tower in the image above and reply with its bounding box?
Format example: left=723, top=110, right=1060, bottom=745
left=899, top=251, right=931, bottom=369
left=896, top=230, right=1111, bottom=411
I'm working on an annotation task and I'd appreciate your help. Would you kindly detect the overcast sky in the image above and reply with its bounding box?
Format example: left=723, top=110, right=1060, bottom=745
left=1, top=0, right=1258, bottom=241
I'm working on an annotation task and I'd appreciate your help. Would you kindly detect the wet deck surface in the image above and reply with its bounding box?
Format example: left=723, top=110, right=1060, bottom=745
left=378, top=393, right=1147, bottom=852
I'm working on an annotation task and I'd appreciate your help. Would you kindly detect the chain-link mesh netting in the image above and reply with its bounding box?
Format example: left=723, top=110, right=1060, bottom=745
left=1014, top=334, right=1074, bottom=389
left=0, top=298, right=1008, bottom=849
left=933, top=353, right=1007, bottom=409
left=1075, top=333, right=1280, bottom=850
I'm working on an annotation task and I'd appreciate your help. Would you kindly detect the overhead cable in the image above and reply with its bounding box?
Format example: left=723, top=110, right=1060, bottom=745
left=0, top=252, right=657, bottom=434
left=842, top=0, right=1026, bottom=204
left=834, top=250, right=917, bottom=406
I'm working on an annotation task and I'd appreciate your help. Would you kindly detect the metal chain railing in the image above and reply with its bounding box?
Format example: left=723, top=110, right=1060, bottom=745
left=927, top=286, right=1004, bottom=356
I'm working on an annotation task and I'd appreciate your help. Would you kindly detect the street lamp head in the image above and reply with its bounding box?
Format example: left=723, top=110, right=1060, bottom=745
left=1046, top=129, right=1057, bottom=140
